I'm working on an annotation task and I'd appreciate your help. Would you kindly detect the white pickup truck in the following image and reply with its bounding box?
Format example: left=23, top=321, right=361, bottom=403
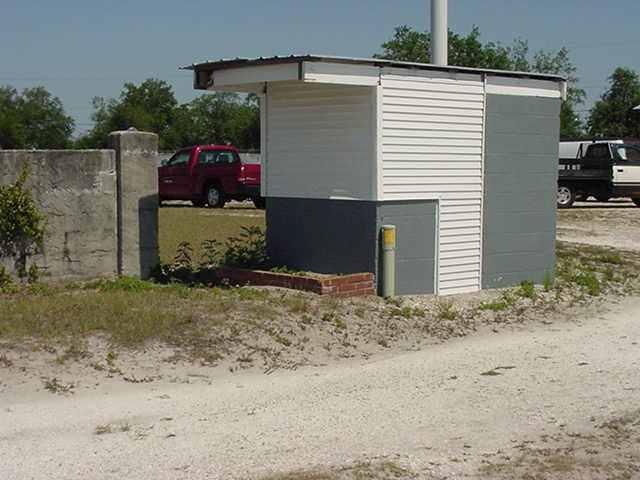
left=558, top=142, right=640, bottom=208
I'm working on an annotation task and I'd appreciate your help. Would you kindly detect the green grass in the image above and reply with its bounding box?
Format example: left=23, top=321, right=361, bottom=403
left=159, top=203, right=265, bottom=264
left=556, top=241, right=640, bottom=296
left=478, top=300, right=509, bottom=311
left=388, top=305, right=426, bottom=319
left=0, top=282, right=215, bottom=347
left=0, top=278, right=301, bottom=362
left=0, top=276, right=357, bottom=368
left=478, top=290, right=516, bottom=312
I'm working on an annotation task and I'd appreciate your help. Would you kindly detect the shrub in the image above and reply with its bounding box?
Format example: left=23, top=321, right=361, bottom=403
left=0, top=166, right=45, bottom=278
left=222, top=226, right=267, bottom=269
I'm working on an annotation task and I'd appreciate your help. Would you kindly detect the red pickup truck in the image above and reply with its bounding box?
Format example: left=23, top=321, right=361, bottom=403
left=158, top=145, right=263, bottom=208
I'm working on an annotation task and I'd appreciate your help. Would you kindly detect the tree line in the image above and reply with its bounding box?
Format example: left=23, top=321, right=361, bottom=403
left=0, top=80, right=260, bottom=152
left=2, top=26, right=639, bottom=151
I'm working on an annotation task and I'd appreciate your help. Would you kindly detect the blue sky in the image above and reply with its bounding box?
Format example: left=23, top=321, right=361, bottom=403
left=2, top=0, right=639, bottom=136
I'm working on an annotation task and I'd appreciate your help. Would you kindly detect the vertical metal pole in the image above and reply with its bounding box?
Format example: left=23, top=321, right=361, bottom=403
left=381, top=225, right=396, bottom=297
left=431, top=0, right=448, bottom=66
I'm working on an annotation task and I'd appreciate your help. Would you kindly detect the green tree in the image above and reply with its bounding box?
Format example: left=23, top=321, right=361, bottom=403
left=0, top=86, right=74, bottom=149
left=376, top=26, right=523, bottom=70
left=0, top=87, right=25, bottom=149
left=20, top=87, right=75, bottom=149
left=77, top=80, right=260, bottom=151
left=174, top=92, right=260, bottom=151
left=375, top=26, right=585, bottom=137
left=77, top=78, right=180, bottom=150
left=588, top=67, right=640, bottom=138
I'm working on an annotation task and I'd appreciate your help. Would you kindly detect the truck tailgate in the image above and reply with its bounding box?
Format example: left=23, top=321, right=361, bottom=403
left=238, top=164, right=261, bottom=185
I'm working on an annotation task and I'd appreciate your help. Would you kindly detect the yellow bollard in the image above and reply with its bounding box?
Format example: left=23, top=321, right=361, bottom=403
left=381, top=225, right=396, bottom=297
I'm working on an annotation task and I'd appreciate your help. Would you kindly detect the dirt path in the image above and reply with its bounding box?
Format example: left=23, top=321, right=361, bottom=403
left=1, top=296, right=639, bottom=479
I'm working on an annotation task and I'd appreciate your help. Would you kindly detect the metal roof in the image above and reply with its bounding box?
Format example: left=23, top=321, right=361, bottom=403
left=182, top=54, right=566, bottom=82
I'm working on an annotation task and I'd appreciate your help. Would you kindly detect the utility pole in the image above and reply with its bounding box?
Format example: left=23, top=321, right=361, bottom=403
left=430, top=0, right=448, bottom=66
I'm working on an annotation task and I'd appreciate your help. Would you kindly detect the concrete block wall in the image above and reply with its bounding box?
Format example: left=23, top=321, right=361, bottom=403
left=0, top=131, right=159, bottom=281
left=109, top=131, right=160, bottom=279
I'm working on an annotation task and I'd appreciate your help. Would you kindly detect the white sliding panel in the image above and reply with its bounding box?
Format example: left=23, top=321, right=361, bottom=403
left=381, top=69, right=485, bottom=294
left=266, top=82, right=377, bottom=200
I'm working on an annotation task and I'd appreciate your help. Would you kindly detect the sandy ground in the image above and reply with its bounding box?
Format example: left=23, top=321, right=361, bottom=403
left=557, top=198, right=640, bottom=251
left=1, top=203, right=639, bottom=479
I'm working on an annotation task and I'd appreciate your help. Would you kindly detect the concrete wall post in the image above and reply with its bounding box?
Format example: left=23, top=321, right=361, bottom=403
left=108, top=130, right=159, bottom=279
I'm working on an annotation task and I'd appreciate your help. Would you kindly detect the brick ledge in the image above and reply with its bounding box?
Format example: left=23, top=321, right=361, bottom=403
left=215, top=267, right=375, bottom=298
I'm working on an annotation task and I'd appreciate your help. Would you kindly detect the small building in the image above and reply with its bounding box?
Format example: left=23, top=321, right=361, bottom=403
left=186, top=55, right=565, bottom=295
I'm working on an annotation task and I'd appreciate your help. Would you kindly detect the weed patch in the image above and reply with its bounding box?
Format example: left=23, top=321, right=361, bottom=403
left=43, top=377, right=74, bottom=394
left=0, top=353, right=13, bottom=367
left=259, top=460, right=417, bottom=480
left=94, top=423, right=130, bottom=435
left=479, top=409, right=640, bottom=479
left=435, top=298, right=458, bottom=320
left=517, top=280, right=537, bottom=299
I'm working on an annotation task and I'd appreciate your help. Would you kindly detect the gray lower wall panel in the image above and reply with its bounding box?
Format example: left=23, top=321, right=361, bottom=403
left=266, top=198, right=437, bottom=295
left=376, top=201, right=437, bottom=295
left=483, top=94, right=560, bottom=289
left=266, top=198, right=378, bottom=275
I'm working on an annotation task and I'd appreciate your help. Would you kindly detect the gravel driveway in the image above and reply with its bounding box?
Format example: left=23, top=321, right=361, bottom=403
left=2, top=295, right=639, bottom=479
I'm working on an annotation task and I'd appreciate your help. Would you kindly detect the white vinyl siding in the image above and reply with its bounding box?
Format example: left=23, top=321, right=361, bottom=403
left=381, top=71, right=485, bottom=295
left=265, top=82, right=376, bottom=200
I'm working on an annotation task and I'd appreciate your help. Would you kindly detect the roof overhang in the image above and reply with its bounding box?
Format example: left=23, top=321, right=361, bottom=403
left=183, top=54, right=567, bottom=97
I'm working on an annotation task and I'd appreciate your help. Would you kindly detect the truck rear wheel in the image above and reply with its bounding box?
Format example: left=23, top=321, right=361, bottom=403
left=205, top=184, right=225, bottom=208
left=557, top=184, right=575, bottom=208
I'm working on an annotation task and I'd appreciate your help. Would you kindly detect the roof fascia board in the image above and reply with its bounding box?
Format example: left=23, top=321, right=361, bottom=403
left=208, top=62, right=300, bottom=89
left=380, top=66, right=483, bottom=84
left=485, top=75, right=564, bottom=98
left=302, top=61, right=379, bottom=86
left=184, top=55, right=565, bottom=83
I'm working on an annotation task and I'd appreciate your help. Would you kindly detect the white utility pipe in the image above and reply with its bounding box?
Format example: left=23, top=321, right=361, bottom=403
left=430, top=0, right=448, bottom=66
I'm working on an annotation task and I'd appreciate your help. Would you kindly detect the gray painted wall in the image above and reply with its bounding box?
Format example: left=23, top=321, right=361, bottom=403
left=266, top=198, right=378, bottom=275
left=266, top=198, right=437, bottom=295
left=0, top=131, right=159, bottom=281
left=482, top=94, right=560, bottom=288
left=377, top=201, right=437, bottom=295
